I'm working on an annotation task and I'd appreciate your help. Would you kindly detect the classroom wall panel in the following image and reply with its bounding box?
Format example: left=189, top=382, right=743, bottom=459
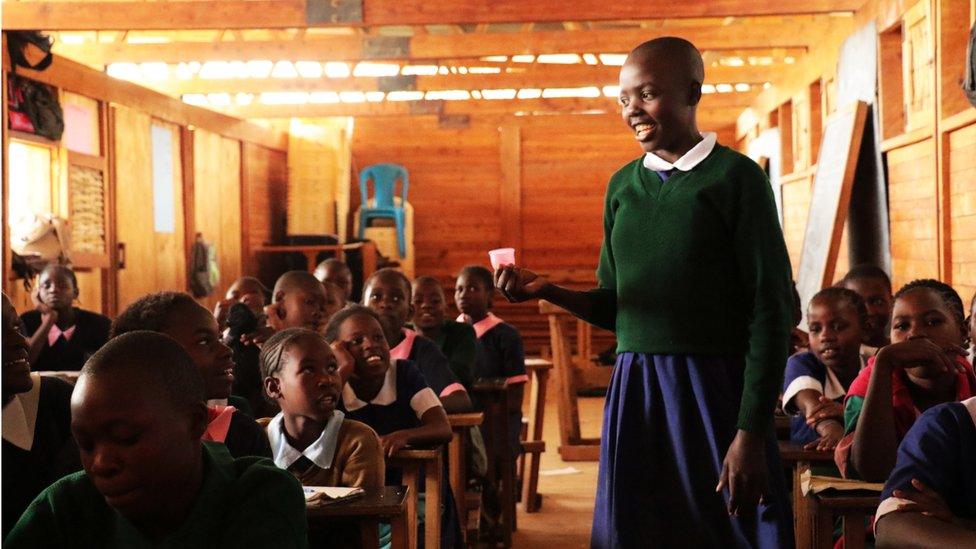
left=887, top=138, right=939, bottom=289
left=113, top=106, right=186, bottom=312
left=242, top=142, right=288, bottom=289
left=193, top=129, right=242, bottom=310
left=780, top=175, right=813, bottom=279
left=949, top=122, right=976, bottom=306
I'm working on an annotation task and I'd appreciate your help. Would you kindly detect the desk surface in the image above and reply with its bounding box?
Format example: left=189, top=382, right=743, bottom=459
left=389, top=448, right=441, bottom=461
left=525, top=358, right=554, bottom=371
left=305, top=486, right=407, bottom=518
left=448, top=412, right=484, bottom=427
left=811, top=491, right=882, bottom=509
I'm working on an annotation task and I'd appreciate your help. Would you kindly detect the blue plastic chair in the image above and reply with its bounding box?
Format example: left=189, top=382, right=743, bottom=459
left=358, top=163, right=409, bottom=258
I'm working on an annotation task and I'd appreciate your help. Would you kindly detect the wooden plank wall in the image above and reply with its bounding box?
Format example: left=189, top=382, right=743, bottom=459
left=242, top=143, right=288, bottom=289
left=352, top=112, right=735, bottom=352
left=949, top=123, right=976, bottom=302
left=193, top=129, right=243, bottom=310
left=887, top=138, right=940, bottom=288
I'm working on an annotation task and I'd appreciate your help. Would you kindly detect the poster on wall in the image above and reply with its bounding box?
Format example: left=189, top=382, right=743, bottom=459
left=151, top=124, right=176, bottom=233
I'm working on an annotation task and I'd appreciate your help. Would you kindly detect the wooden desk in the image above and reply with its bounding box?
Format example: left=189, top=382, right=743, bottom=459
left=254, top=241, right=377, bottom=278
left=539, top=301, right=600, bottom=461
left=521, top=358, right=552, bottom=512
left=305, top=486, right=408, bottom=549
left=472, top=378, right=519, bottom=545
left=778, top=441, right=835, bottom=549
left=387, top=447, right=443, bottom=549
left=809, top=491, right=881, bottom=549
left=447, top=412, right=483, bottom=526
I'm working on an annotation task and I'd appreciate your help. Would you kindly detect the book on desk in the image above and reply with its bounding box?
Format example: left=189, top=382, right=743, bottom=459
left=304, top=486, right=366, bottom=505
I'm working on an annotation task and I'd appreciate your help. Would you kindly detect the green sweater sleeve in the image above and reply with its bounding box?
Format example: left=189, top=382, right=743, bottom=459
left=730, top=161, right=795, bottom=433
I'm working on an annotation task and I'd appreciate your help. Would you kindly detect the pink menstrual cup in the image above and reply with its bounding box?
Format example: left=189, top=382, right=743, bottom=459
left=488, top=248, right=516, bottom=270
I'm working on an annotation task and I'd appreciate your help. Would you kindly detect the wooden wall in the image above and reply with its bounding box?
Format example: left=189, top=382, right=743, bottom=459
left=242, top=143, right=288, bottom=289
left=352, top=113, right=736, bottom=351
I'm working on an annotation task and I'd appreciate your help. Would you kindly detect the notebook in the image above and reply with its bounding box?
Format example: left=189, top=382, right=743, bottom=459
left=303, top=486, right=365, bottom=505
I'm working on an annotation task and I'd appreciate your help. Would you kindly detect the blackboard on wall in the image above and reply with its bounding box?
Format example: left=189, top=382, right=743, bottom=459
left=796, top=101, right=869, bottom=320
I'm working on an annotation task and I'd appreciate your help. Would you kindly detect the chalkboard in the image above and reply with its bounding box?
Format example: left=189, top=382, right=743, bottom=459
left=796, top=101, right=869, bottom=321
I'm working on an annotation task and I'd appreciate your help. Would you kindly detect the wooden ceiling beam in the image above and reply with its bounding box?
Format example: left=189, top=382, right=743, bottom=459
left=2, top=1, right=861, bottom=30
left=134, top=65, right=775, bottom=96
left=51, top=20, right=823, bottom=64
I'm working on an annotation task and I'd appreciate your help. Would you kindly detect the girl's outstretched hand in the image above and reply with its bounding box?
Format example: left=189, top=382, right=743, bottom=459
left=716, top=430, right=768, bottom=517
left=494, top=265, right=549, bottom=303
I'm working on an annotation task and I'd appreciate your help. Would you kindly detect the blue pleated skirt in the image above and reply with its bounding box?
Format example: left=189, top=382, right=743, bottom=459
left=590, top=353, right=793, bottom=549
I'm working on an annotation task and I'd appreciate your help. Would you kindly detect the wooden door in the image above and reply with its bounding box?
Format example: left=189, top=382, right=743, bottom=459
left=113, top=106, right=186, bottom=311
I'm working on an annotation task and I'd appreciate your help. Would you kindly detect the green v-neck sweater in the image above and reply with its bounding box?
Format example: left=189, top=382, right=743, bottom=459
left=590, top=144, right=794, bottom=433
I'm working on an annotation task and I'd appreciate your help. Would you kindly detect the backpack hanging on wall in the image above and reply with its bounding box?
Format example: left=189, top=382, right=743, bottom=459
left=964, top=23, right=976, bottom=107
left=189, top=234, right=220, bottom=298
left=7, top=75, right=64, bottom=140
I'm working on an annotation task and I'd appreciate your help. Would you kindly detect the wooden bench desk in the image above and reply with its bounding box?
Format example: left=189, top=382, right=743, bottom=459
left=809, top=491, right=881, bottom=549
left=387, top=447, right=443, bottom=549
left=520, top=358, right=552, bottom=512
left=446, top=412, right=484, bottom=526
left=471, top=378, right=520, bottom=545
left=778, top=441, right=835, bottom=549
left=305, top=486, right=408, bottom=549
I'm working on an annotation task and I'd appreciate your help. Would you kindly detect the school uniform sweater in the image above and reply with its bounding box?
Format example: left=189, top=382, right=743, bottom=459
left=416, top=321, right=477, bottom=390
left=4, top=442, right=308, bottom=548
left=21, top=308, right=111, bottom=372
left=588, top=145, right=794, bottom=433
left=2, top=375, right=80, bottom=538
left=264, top=412, right=385, bottom=490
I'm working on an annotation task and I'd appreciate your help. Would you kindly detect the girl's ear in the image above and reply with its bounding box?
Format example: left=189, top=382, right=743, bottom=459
left=264, top=376, right=282, bottom=401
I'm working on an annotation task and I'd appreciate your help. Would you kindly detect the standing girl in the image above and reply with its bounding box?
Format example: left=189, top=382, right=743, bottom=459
left=496, top=37, right=794, bottom=548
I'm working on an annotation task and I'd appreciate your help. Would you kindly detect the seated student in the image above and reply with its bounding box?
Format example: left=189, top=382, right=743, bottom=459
left=324, top=306, right=460, bottom=549
left=314, top=258, right=354, bottom=303
left=111, top=292, right=271, bottom=458
left=411, top=275, right=477, bottom=391
left=323, top=280, right=347, bottom=321
left=782, top=287, right=867, bottom=449
left=21, top=264, right=111, bottom=372
left=2, top=293, right=78, bottom=538
left=363, top=268, right=472, bottom=414
left=455, top=265, right=527, bottom=447
left=214, top=276, right=269, bottom=332
left=840, top=264, right=894, bottom=359
left=5, top=331, right=308, bottom=548
left=263, top=270, right=329, bottom=336
left=836, top=279, right=976, bottom=481
left=875, top=397, right=976, bottom=548
left=259, top=327, right=384, bottom=489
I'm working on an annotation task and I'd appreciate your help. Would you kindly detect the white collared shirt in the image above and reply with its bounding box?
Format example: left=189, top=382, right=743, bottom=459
left=341, top=361, right=440, bottom=420
left=267, top=410, right=346, bottom=470
left=642, top=132, right=717, bottom=172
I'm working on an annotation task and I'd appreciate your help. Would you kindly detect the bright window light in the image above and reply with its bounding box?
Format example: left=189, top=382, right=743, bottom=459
left=425, top=90, right=470, bottom=101
left=235, top=93, right=254, bottom=105
left=542, top=86, right=600, bottom=98
left=516, top=88, right=542, bottom=99
left=784, top=56, right=795, bottom=64
left=438, top=66, right=449, bottom=75
left=401, top=65, right=438, bottom=76
left=106, top=63, right=141, bottom=80
left=309, top=91, right=340, bottom=103
left=583, top=53, right=599, bottom=65
left=386, top=91, right=425, bottom=102
left=259, top=92, right=309, bottom=105
left=324, top=62, right=350, bottom=78
left=182, top=94, right=208, bottom=106
left=471, top=90, right=482, bottom=99
left=365, top=91, right=385, bottom=102
left=467, top=67, right=501, bottom=74
left=339, top=91, right=366, bottom=103
left=139, top=62, right=169, bottom=80
left=721, top=57, right=744, bottom=67
left=175, top=62, right=196, bottom=80
left=128, top=36, right=169, bottom=44
left=482, top=89, right=517, bottom=100
left=763, top=82, right=771, bottom=89
left=511, top=55, right=535, bottom=63
left=480, top=56, right=508, bottom=62
left=734, top=83, right=751, bottom=92
left=271, top=61, right=298, bottom=78
left=537, top=54, right=582, bottom=64
left=449, top=66, right=458, bottom=74
left=245, top=61, right=272, bottom=78
left=715, top=83, right=734, bottom=93
left=701, top=84, right=716, bottom=94
left=206, top=93, right=231, bottom=106
left=748, top=56, right=773, bottom=66
left=458, top=66, right=468, bottom=74
left=599, top=54, right=627, bottom=66
left=353, top=62, right=400, bottom=77
left=59, top=34, right=86, bottom=45
left=295, top=61, right=323, bottom=78
left=602, top=85, right=620, bottom=97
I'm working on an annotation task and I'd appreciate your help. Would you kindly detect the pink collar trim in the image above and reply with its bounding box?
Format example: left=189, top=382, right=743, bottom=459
left=202, top=405, right=236, bottom=443
left=389, top=328, right=417, bottom=361
left=48, top=324, right=77, bottom=346
left=457, top=312, right=504, bottom=339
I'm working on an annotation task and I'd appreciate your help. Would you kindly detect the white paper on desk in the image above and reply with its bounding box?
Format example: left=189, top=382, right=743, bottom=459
left=303, top=486, right=364, bottom=502
left=539, top=466, right=581, bottom=476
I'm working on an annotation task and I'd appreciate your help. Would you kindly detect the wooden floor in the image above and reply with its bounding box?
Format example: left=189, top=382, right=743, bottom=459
left=512, top=395, right=605, bottom=548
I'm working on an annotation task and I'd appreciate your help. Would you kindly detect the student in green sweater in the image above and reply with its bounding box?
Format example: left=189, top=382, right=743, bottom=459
left=5, top=330, right=308, bottom=548
left=410, top=275, right=477, bottom=390
left=495, top=37, right=794, bottom=548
